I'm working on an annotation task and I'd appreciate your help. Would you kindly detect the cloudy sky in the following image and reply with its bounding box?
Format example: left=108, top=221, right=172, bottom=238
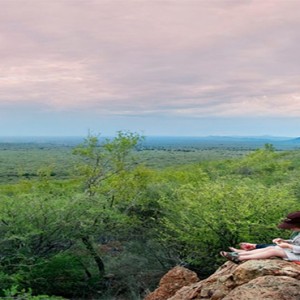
left=1, top=0, right=300, bottom=137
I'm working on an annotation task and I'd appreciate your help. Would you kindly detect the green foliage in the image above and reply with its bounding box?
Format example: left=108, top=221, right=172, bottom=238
left=3, top=284, right=65, bottom=299
left=1, top=135, right=300, bottom=298
left=28, top=253, right=93, bottom=298
left=231, top=147, right=292, bottom=184
left=0, top=144, right=77, bottom=184
left=100, top=240, right=172, bottom=300
left=0, top=271, right=15, bottom=294
left=155, top=148, right=299, bottom=275
left=72, top=131, right=142, bottom=195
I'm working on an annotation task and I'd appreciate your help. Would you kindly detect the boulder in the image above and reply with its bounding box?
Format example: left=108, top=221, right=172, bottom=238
left=145, top=259, right=300, bottom=300
left=144, top=266, right=199, bottom=300
left=223, top=275, right=300, bottom=300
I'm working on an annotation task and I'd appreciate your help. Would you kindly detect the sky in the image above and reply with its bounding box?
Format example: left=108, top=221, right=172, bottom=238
left=1, top=0, right=300, bottom=137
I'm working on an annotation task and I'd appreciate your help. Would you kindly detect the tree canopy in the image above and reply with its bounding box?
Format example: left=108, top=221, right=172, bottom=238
left=0, top=135, right=299, bottom=299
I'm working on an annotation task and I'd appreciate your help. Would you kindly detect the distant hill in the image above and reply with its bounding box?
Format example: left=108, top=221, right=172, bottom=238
left=288, top=137, right=300, bottom=142
left=141, top=136, right=300, bottom=150
left=0, top=135, right=299, bottom=150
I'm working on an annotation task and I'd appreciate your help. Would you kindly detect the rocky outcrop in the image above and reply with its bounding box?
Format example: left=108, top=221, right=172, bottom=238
left=145, top=259, right=300, bottom=300
left=144, top=266, right=199, bottom=300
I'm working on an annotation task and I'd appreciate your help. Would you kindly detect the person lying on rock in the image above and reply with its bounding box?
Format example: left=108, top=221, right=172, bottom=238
left=230, top=210, right=300, bottom=252
left=220, top=217, right=300, bottom=264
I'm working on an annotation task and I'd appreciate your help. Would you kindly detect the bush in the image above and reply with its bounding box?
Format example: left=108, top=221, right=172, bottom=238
left=3, top=285, right=65, bottom=299
left=28, top=253, right=96, bottom=298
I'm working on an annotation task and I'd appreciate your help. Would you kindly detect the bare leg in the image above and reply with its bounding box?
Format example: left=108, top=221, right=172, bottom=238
left=238, top=246, right=276, bottom=256
left=229, top=247, right=248, bottom=253
left=230, top=246, right=276, bottom=255
left=238, top=247, right=287, bottom=261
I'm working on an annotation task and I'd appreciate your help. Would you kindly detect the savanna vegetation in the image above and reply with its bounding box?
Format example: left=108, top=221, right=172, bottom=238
left=0, top=132, right=299, bottom=299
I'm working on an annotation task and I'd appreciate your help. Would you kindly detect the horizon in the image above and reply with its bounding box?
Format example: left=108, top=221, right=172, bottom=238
left=0, top=134, right=298, bottom=139
left=2, top=1, right=300, bottom=136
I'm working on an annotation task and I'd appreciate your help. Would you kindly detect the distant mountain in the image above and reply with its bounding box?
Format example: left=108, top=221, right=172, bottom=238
left=197, top=136, right=292, bottom=141
left=286, top=137, right=300, bottom=143
left=138, top=135, right=300, bottom=151
left=1, top=135, right=300, bottom=150
left=143, top=135, right=294, bottom=144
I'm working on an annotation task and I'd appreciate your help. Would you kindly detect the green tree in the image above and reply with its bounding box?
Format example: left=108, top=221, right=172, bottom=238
left=160, top=175, right=298, bottom=276
left=0, top=131, right=150, bottom=298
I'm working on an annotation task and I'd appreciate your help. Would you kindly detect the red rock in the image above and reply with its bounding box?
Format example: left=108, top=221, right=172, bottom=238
left=145, top=259, right=300, bottom=300
left=223, top=275, right=300, bottom=300
left=144, top=266, right=199, bottom=300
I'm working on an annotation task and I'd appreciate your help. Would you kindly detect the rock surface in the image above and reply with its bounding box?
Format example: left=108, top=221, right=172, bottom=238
left=145, top=259, right=300, bottom=300
left=144, top=266, right=199, bottom=300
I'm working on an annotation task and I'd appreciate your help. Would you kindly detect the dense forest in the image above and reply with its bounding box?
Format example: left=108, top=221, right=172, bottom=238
left=0, top=132, right=299, bottom=299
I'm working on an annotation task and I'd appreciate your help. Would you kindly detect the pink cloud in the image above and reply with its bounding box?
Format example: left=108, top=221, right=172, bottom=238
left=0, top=0, right=300, bottom=118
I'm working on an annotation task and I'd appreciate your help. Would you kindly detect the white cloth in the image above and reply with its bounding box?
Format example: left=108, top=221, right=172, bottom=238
left=276, top=232, right=300, bottom=261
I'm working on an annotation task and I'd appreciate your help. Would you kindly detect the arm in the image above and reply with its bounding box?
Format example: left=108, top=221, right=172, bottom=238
left=276, top=242, right=300, bottom=253
left=276, top=242, right=293, bottom=249
left=272, top=238, right=290, bottom=244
